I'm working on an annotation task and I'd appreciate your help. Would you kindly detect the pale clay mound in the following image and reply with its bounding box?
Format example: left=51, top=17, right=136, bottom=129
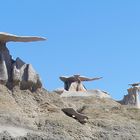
left=60, top=89, right=111, bottom=98
left=0, top=85, right=139, bottom=140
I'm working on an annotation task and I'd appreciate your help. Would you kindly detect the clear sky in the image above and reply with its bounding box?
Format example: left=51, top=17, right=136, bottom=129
left=0, top=0, right=140, bottom=99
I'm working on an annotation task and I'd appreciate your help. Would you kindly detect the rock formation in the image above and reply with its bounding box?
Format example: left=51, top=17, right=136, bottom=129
left=119, top=83, right=140, bottom=108
left=0, top=32, right=46, bottom=91
left=62, top=107, right=88, bottom=124
left=60, top=74, right=102, bottom=92
left=0, top=85, right=139, bottom=139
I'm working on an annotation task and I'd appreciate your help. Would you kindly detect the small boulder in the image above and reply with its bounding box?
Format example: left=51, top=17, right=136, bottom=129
left=62, top=107, right=88, bottom=124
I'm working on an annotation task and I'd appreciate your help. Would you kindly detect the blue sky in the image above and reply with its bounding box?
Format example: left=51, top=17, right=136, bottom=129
left=0, top=0, right=140, bottom=99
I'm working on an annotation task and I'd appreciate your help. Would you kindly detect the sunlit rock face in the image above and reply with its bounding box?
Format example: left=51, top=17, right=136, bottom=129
left=0, top=32, right=46, bottom=91
left=67, top=81, right=87, bottom=92
left=119, top=86, right=140, bottom=109
left=12, top=58, right=42, bottom=91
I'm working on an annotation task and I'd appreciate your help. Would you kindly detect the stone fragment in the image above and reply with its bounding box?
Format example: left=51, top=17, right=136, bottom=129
left=62, top=107, right=88, bottom=124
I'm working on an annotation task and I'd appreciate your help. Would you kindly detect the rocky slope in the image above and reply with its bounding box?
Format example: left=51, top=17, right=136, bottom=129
left=0, top=85, right=139, bottom=140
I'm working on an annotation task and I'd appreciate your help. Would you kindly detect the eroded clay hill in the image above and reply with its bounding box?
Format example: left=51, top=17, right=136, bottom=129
left=0, top=85, right=139, bottom=140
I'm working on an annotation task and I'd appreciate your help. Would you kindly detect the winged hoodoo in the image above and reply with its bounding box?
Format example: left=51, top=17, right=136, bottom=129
left=0, top=32, right=46, bottom=91
left=119, top=83, right=140, bottom=108
left=60, top=74, right=102, bottom=92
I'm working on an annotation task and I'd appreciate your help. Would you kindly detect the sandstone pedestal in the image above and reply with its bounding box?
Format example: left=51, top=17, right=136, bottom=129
left=119, top=85, right=140, bottom=109
left=0, top=32, right=46, bottom=91
left=60, top=74, right=102, bottom=92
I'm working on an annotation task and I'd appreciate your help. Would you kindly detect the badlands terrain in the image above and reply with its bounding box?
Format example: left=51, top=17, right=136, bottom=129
left=0, top=85, right=139, bottom=140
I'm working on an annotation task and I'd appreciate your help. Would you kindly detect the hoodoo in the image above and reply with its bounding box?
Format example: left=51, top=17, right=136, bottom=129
left=119, top=82, right=140, bottom=108
left=0, top=32, right=46, bottom=91
left=60, top=74, right=102, bottom=92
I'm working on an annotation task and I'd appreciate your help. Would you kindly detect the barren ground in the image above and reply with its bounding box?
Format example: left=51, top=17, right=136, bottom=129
left=0, top=85, right=139, bottom=140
